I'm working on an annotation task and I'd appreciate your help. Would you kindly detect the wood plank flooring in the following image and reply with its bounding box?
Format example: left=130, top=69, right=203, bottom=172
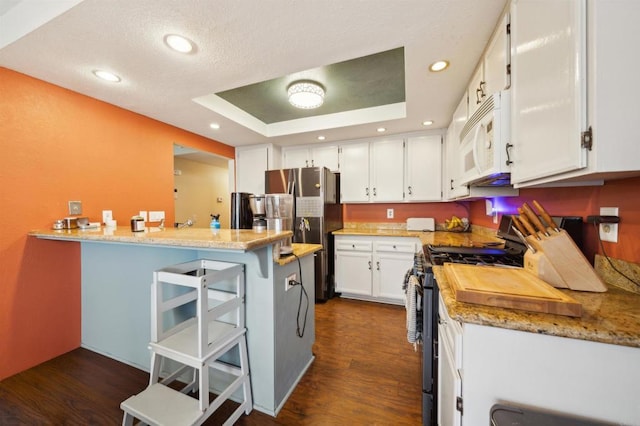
left=0, top=297, right=422, bottom=425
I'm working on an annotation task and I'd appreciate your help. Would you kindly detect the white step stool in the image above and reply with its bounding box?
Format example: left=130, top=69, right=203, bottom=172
left=121, top=259, right=252, bottom=426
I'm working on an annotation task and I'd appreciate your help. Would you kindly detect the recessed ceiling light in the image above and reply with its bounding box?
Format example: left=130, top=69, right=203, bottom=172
left=209, top=123, right=220, bottom=130
left=92, top=69, right=121, bottom=82
left=429, top=60, right=450, bottom=72
left=164, top=34, right=195, bottom=53
left=422, top=120, right=434, bottom=126
left=377, top=127, right=386, bottom=133
left=317, top=135, right=326, bottom=141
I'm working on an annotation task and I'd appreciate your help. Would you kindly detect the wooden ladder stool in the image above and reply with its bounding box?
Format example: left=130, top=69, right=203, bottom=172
left=121, top=259, right=252, bottom=426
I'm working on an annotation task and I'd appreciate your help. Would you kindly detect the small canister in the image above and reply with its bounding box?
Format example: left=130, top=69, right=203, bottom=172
left=130, top=216, right=145, bottom=232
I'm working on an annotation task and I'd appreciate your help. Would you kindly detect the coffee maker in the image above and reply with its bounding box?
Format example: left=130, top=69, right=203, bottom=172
left=248, top=194, right=267, bottom=231
left=266, top=193, right=294, bottom=254
left=230, top=192, right=253, bottom=229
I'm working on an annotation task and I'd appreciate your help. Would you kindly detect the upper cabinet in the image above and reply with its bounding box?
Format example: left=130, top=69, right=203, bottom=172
left=235, top=144, right=281, bottom=194
left=339, top=135, right=443, bottom=203
left=282, top=145, right=339, bottom=171
left=405, top=135, right=442, bottom=202
left=467, top=12, right=511, bottom=119
left=510, top=0, right=640, bottom=187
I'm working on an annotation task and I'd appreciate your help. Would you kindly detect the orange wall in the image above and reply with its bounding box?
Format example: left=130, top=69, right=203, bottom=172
left=344, top=176, right=640, bottom=264
left=0, top=68, right=234, bottom=380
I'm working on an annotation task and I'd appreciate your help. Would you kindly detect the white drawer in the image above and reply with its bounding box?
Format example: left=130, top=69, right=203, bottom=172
left=374, top=241, right=417, bottom=253
left=336, top=240, right=373, bottom=252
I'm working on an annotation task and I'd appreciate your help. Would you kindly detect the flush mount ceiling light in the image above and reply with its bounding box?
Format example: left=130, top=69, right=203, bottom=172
left=164, top=34, right=195, bottom=53
left=287, top=80, right=325, bottom=109
left=429, top=60, right=450, bottom=72
left=209, top=123, right=220, bottom=130
left=317, top=135, right=326, bottom=141
left=377, top=127, right=386, bottom=133
left=92, top=69, right=121, bottom=82
left=422, top=120, right=434, bottom=126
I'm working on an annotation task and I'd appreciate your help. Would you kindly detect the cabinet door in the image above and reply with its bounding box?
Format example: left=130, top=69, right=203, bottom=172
left=444, top=96, right=471, bottom=200
left=236, top=146, right=269, bottom=194
left=467, top=63, right=485, bottom=118
left=311, top=145, right=339, bottom=171
left=339, top=143, right=370, bottom=202
left=483, top=13, right=510, bottom=96
left=335, top=251, right=372, bottom=296
left=375, top=251, right=414, bottom=301
left=438, top=323, right=462, bottom=426
left=510, top=0, right=587, bottom=184
left=370, top=139, right=404, bottom=202
left=405, top=135, right=442, bottom=201
left=283, top=148, right=310, bottom=169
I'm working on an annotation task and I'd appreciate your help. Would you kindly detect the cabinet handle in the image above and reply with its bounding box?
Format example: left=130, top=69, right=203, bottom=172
left=476, top=87, right=483, bottom=105
left=408, top=186, right=412, bottom=195
left=368, top=261, right=372, bottom=270
left=393, top=245, right=397, bottom=249
left=373, top=187, right=377, bottom=196
left=311, top=159, right=314, bottom=166
left=480, top=80, right=486, bottom=97
left=376, top=261, right=380, bottom=271
left=305, top=160, right=309, bottom=167
left=450, top=179, right=454, bottom=190
left=352, top=244, right=355, bottom=249
left=366, top=187, right=370, bottom=196
left=505, top=143, right=514, bottom=166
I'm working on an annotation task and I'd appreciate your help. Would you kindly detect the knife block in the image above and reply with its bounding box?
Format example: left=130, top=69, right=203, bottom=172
left=525, top=229, right=607, bottom=292
left=523, top=250, right=568, bottom=289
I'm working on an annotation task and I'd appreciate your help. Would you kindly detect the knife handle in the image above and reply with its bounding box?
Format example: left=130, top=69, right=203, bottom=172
left=511, top=215, right=528, bottom=236
left=533, top=200, right=560, bottom=232
left=517, top=208, right=541, bottom=239
left=522, top=203, right=550, bottom=236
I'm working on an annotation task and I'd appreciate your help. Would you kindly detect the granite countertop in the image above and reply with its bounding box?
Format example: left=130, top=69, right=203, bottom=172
left=333, top=226, right=503, bottom=248
left=29, top=226, right=293, bottom=251
left=275, top=244, right=323, bottom=266
left=434, top=266, right=640, bottom=348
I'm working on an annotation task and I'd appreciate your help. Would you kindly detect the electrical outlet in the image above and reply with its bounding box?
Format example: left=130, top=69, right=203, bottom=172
left=386, top=208, right=394, bottom=219
left=599, top=207, right=619, bottom=243
left=285, top=273, right=297, bottom=291
left=102, top=210, right=113, bottom=224
left=68, top=201, right=82, bottom=215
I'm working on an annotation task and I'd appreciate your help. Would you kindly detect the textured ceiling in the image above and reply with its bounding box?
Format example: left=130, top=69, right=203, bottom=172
left=0, top=0, right=507, bottom=148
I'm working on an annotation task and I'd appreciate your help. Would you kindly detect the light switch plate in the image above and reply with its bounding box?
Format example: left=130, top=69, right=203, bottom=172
left=68, top=200, right=82, bottom=215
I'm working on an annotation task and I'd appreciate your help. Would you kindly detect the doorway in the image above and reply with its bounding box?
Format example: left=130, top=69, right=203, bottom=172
left=173, top=144, right=234, bottom=228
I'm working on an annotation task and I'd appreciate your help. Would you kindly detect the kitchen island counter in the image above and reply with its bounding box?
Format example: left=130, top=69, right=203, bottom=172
left=29, top=226, right=292, bottom=250
left=29, top=226, right=313, bottom=417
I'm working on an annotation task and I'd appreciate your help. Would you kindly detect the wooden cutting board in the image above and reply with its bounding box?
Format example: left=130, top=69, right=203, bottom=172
left=444, top=263, right=582, bottom=317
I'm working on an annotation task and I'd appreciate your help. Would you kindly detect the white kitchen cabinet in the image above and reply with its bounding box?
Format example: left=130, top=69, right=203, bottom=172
left=483, top=12, right=510, bottom=99
left=334, top=235, right=419, bottom=305
left=466, top=64, right=485, bottom=119
left=339, top=142, right=370, bottom=202
left=235, top=144, right=281, bottom=194
left=370, top=139, right=405, bottom=202
left=405, top=135, right=442, bottom=202
left=339, top=139, right=404, bottom=203
left=467, top=9, right=511, bottom=120
left=282, top=145, right=339, bottom=171
left=437, top=293, right=640, bottom=425
left=510, top=0, right=640, bottom=187
left=437, top=294, right=463, bottom=426
left=444, top=95, right=469, bottom=200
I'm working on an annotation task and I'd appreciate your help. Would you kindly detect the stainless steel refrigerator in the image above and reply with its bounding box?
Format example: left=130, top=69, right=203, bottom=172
left=265, top=167, right=342, bottom=302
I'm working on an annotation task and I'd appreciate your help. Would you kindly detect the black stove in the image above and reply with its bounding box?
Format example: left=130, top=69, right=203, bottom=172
left=426, top=244, right=524, bottom=267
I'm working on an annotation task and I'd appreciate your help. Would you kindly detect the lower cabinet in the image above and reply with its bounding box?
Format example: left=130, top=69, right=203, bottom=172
left=437, top=293, right=640, bottom=425
left=334, top=235, right=419, bottom=305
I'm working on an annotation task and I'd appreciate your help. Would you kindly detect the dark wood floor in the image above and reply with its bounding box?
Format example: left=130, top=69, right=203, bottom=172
left=0, top=297, right=422, bottom=425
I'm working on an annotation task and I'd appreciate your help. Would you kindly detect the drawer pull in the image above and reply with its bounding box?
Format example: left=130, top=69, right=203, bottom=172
left=376, top=261, right=380, bottom=271
left=368, top=261, right=372, bottom=270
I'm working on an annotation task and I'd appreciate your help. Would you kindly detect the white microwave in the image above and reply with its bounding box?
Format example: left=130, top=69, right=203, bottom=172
left=459, top=90, right=512, bottom=186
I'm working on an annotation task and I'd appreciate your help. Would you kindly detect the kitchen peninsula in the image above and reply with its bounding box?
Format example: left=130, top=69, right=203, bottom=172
left=29, top=226, right=320, bottom=416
